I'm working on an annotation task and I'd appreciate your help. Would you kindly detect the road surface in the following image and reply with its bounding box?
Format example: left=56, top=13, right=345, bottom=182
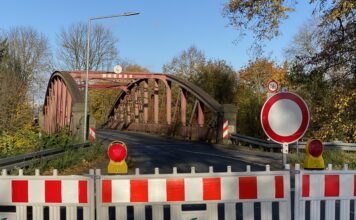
left=95, top=129, right=284, bottom=174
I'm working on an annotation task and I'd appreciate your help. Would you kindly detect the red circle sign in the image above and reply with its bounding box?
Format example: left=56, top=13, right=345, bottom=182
left=108, top=142, right=127, bottom=162
left=261, top=92, right=309, bottom=144
left=267, top=80, right=279, bottom=93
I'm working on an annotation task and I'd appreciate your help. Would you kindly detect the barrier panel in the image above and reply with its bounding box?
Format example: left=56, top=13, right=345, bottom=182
left=294, top=164, right=356, bottom=220
left=95, top=165, right=291, bottom=220
left=2, top=164, right=355, bottom=220
left=0, top=169, right=95, bottom=220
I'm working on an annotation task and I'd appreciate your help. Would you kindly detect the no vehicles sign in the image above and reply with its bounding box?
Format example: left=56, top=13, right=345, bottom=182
left=261, top=92, right=309, bottom=144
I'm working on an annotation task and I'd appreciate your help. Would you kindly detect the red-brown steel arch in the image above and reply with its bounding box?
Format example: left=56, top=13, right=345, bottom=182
left=42, top=71, right=232, bottom=142
left=105, top=74, right=224, bottom=142
left=43, top=71, right=84, bottom=134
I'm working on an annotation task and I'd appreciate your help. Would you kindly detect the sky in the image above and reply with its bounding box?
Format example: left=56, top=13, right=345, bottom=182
left=0, top=0, right=315, bottom=73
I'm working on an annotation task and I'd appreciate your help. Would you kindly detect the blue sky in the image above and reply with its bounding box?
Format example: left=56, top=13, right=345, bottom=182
left=0, top=0, right=314, bottom=72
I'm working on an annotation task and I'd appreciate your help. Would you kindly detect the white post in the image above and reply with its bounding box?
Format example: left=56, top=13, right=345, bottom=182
left=282, top=143, right=288, bottom=166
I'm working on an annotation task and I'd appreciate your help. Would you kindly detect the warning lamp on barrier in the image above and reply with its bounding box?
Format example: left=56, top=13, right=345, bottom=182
left=304, top=139, right=325, bottom=170
left=107, top=141, right=128, bottom=174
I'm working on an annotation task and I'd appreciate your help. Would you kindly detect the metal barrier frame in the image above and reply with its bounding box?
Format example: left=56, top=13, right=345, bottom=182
left=2, top=163, right=355, bottom=220
left=0, top=169, right=95, bottom=220
left=294, top=164, right=356, bottom=220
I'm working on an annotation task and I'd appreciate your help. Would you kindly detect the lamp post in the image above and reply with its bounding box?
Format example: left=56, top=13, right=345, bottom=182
left=83, top=12, right=139, bottom=141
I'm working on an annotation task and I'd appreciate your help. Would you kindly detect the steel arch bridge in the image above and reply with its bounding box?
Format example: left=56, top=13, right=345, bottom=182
left=41, top=71, right=237, bottom=143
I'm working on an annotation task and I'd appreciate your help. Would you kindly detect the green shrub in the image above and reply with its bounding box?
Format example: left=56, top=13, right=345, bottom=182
left=288, top=149, right=356, bottom=169
left=0, top=126, right=76, bottom=158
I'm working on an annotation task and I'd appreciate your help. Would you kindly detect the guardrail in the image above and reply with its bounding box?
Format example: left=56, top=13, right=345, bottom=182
left=0, top=142, right=90, bottom=170
left=230, top=133, right=356, bottom=151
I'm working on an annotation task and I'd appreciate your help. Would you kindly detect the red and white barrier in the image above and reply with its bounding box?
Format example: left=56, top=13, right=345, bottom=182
left=0, top=179, right=88, bottom=204
left=223, top=120, right=229, bottom=139
left=301, top=173, right=355, bottom=198
left=3, top=164, right=355, bottom=220
left=96, top=165, right=291, bottom=220
left=101, top=175, right=285, bottom=203
left=89, top=127, right=96, bottom=141
left=102, top=73, right=134, bottom=79
left=294, top=164, right=356, bottom=220
left=0, top=169, right=94, bottom=220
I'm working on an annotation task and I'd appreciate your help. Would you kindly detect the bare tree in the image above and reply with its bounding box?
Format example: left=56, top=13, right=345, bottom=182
left=6, top=26, right=52, bottom=92
left=57, top=23, right=119, bottom=71
left=0, top=27, right=51, bottom=133
left=163, top=46, right=206, bottom=81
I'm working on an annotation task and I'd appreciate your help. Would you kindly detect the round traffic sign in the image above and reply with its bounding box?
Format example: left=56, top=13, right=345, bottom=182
left=108, top=141, right=127, bottom=162
left=267, top=80, right=279, bottom=93
left=261, top=92, right=309, bottom=144
left=114, top=65, right=123, bottom=74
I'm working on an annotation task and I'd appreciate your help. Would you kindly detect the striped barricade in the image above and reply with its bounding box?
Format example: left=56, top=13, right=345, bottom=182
left=294, top=164, right=356, bottom=220
left=223, top=120, right=229, bottom=139
left=95, top=165, right=291, bottom=220
left=0, top=169, right=94, bottom=220
left=89, top=127, right=96, bottom=141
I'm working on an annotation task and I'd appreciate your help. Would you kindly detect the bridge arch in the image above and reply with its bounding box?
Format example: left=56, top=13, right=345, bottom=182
left=42, top=71, right=86, bottom=136
left=42, top=71, right=235, bottom=143
left=106, top=74, right=225, bottom=142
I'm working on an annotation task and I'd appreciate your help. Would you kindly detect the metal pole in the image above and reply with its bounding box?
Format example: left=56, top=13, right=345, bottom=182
left=282, top=143, right=288, bottom=166
left=84, top=18, right=91, bottom=141
left=83, top=12, right=139, bottom=141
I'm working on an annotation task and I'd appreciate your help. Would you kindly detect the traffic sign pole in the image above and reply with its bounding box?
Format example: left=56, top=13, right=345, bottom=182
left=282, top=143, right=288, bottom=165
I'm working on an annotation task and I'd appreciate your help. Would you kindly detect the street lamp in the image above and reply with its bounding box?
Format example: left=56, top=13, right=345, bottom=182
left=83, top=12, right=139, bottom=141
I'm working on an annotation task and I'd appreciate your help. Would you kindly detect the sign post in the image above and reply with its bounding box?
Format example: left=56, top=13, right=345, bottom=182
left=261, top=92, right=309, bottom=166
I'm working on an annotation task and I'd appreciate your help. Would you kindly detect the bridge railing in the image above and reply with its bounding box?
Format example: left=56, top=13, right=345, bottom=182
left=230, top=133, right=356, bottom=151
left=0, top=143, right=90, bottom=170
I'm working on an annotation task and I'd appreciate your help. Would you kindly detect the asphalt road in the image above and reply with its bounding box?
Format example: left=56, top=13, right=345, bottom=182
left=96, top=129, right=284, bottom=175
